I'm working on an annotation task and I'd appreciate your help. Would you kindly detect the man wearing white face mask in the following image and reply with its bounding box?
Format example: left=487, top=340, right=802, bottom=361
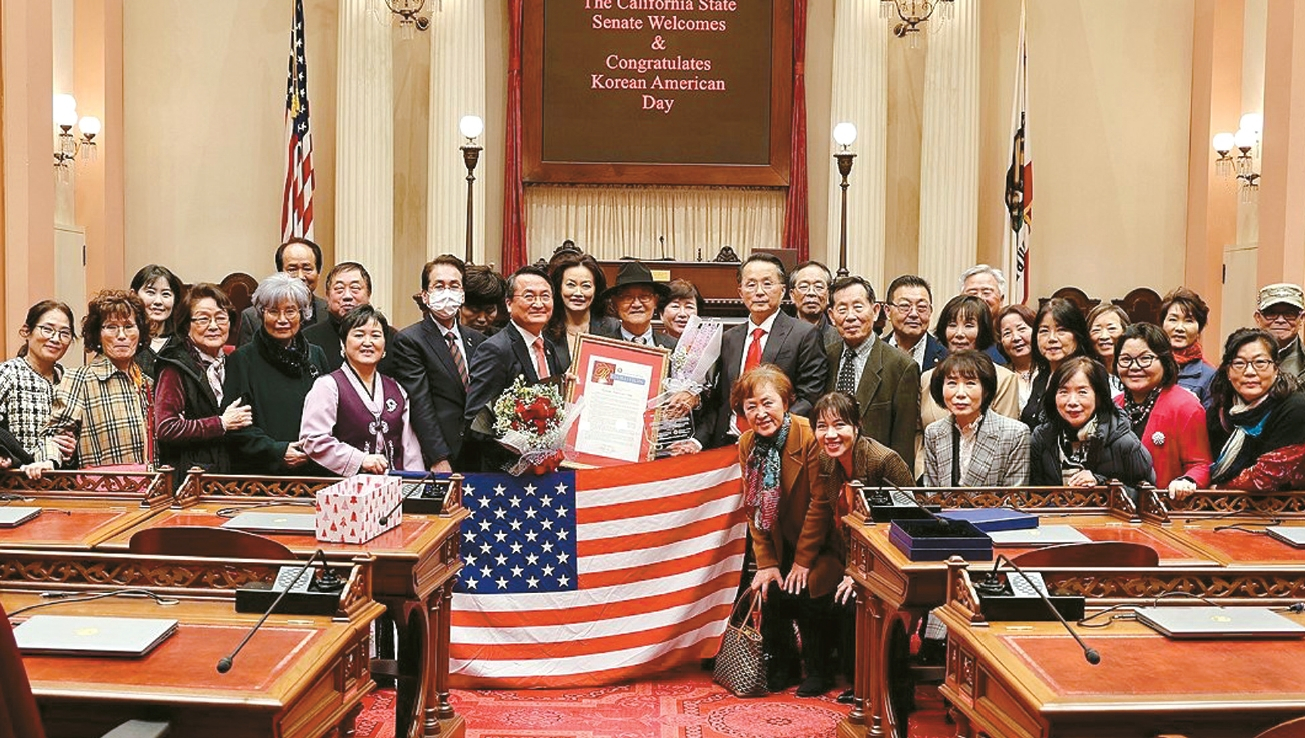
left=302, top=261, right=399, bottom=375
left=390, top=254, right=488, bottom=472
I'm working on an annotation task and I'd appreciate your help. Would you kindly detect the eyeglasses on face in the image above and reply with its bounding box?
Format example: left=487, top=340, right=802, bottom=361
left=264, top=308, right=301, bottom=320
left=34, top=324, right=73, bottom=341
left=100, top=323, right=139, bottom=336
left=792, top=281, right=828, bottom=295
left=513, top=292, right=553, bottom=305
left=1229, top=357, right=1275, bottom=373
left=1116, top=354, right=1158, bottom=369
left=190, top=314, right=231, bottom=328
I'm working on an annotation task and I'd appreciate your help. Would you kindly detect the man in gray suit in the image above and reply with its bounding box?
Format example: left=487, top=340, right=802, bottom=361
left=688, top=253, right=828, bottom=450
left=826, top=275, right=920, bottom=470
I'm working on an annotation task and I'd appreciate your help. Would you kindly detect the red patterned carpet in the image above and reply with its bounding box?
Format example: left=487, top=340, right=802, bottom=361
left=354, top=668, right=951, bottom=738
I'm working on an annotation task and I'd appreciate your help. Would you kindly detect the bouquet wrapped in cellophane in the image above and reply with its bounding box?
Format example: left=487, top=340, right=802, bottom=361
left=649, top=316, right=722, bottom=410
left=492, top=376, right=583, bottom=476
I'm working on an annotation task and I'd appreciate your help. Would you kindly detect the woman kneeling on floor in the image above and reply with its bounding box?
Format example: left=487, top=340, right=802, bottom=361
left=737, top=365, right=841, bottom=698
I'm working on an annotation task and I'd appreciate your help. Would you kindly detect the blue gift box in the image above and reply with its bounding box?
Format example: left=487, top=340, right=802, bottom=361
left=937, top=508, right=1038, bottom=533
left=888, top=518, right=994, bottom=562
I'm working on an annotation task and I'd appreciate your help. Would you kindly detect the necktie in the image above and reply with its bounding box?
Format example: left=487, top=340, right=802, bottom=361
left=445, top=332, right=469, bottom=390
left=532, top=337, right=550, bottom=380
left=744, top=327, right=765, bottom=374
left=837, top=347, right=858, bottom=395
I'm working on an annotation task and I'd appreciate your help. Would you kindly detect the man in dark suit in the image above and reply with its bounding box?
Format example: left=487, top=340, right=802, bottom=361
left=827, top=276, right=920, bottom=470
left=301, top=261, right=398, bottom=375
left=235, top=238, right=329, bottom=345
left=885, top=274, right=947, bottom=371
left=688, top=253, right=828, bottom=450
left=464, top=265, right=571, bottom=471
left=593, top=261, right=676, bottom=350
left=390, top=255, right=487, bottom=472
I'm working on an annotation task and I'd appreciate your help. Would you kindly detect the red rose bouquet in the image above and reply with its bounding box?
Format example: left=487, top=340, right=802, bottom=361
left=492, top=376, right=581, bottom=475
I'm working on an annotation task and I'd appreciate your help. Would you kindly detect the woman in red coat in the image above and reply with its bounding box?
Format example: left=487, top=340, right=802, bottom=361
left=1113, top=323, right=1211, bottom=495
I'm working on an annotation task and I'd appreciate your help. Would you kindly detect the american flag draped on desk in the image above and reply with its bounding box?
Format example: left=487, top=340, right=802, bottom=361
left=281, top=0, right=315, bottom=241
left=450, top=447, right=746, bottom=688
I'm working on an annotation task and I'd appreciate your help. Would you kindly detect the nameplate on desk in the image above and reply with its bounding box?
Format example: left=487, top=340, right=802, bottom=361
left=1135, top=606, right=1305, bottom=640
left=0, top=506, right=42, bottom=527
left=15, top=615, right=178, bottom=657
left=221, top=512, right=317, bottom=535
left=1266, top=526, right=1305, bottom=548
left=987, top=525, right=1091, bottom=547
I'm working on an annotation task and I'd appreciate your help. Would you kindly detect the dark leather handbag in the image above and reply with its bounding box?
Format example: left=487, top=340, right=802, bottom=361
left=712, top=592, right=768, bottom=697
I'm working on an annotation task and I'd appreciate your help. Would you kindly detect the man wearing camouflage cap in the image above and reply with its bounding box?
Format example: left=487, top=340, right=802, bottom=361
left=1254, top=283, right=1305, bottom=386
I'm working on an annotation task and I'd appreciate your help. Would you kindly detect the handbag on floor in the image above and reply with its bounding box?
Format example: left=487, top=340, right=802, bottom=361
left=713, top=591, right=768, bottom=697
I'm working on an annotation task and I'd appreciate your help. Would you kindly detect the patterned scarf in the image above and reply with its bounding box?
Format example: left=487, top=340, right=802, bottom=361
left=743, top=414, right=791, bottom=533
left=1209, top=397, right=1273, bottom=482
left=191, top=342, right=226, bottom=405
left=254, top=328, right=319, bottom=380
left=1122, top=387, right=1161, bottom=438
left=1172, top=339, right=1204, bottom=367
left=1058, top=417, right=1098, bottom=476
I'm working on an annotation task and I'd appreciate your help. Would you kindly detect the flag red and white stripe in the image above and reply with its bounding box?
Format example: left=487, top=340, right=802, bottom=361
left=450, top=446, right=746, bottom=688
left=281, top=0, right=315, bottom=242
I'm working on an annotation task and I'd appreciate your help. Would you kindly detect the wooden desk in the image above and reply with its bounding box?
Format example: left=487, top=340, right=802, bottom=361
left=0, top=494, right=165, bottom=550
left=837, top=485, right=1226, bottom=738
left=935, top=559, right=1305, bottom=738
left=0, top=549, right=383, bottom=738
left=0, top=468, right=174, bottom=509
left=103, top=473, right=468, bottom=738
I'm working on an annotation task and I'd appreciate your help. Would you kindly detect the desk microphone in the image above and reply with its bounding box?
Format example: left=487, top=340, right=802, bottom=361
left=659, top=235, right=667, bottom=261
left=217, top=549, right=327, bottom=674
left=377, top=471, right=435, bottom=527
left=981, top=554, right=1101, bottom=665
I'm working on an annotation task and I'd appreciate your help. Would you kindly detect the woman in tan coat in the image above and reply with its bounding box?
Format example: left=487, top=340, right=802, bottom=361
left=737, top=365, right=841, bottom=698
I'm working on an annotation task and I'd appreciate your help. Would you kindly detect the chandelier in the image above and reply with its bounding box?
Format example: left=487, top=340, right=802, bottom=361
left=880, top=0, right=955, bottom=48
left=372, top=0, right=439, bottom=40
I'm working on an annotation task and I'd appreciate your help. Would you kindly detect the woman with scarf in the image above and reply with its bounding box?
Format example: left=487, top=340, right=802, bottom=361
left=737, top=365, right=841, bottom=698
left=812, top=391, right=913, bottom=703
left=1112, top=323, right=1211, bottom=497
left=154, top=283, right=252, bottom=478
left=1159, top=287, right=1217, bottom=410
left=221, top=273, right=328, bottom=475
left=23, top=291, right=154, bottom=477
left=1029, top=357, right=1154, bottom=489
left=300, top=305, right=423, bottom=475
left=1207, top=328, right=1305, bottom=491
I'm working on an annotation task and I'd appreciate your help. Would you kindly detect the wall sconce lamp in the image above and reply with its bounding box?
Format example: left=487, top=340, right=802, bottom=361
left=1213, top=112, right=1262, bottom=203
left=53, top=94, right=101, bottom=176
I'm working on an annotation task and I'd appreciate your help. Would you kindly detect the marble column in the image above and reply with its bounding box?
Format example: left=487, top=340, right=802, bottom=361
left=917, top=0, right=979, bottom=300
left=336, top=0, right=395, bottom=315
left=826, top=0, right=888, bottom=288
left=428, top=0, right=487, bottom=266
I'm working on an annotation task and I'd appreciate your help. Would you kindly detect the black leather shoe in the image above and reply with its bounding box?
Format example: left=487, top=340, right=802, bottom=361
left=795, top=674, right=833, bottom=698
left=836, top=688, right=855, bottom=704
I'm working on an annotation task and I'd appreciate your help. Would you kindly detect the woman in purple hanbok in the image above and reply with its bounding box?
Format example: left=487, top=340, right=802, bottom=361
left=300, top=305, right=422, bottom=475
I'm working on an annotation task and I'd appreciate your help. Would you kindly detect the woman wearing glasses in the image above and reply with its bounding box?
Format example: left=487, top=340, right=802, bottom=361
left=23, top=291, right=153, bottom=476
left=0, top=301, right=78, bottom=464
left=1207, top=328, right=1305, bottom=491
left=1112, top=323, right=1211, bottom=497
left=221, top=273, right=328, bottom=475
left=154, top=284, right=252, bottom=477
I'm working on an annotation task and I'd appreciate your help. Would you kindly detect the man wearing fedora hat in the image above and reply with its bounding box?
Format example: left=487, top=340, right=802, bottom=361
left=596, top=261, right=677, bottom=350
left=1255, top=282, right=1305, bottom=385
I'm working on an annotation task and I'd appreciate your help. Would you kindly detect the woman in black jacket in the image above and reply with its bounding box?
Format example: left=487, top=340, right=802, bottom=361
left=154, top=283, right=251, bottom=479
left=1030, top=356, right=1154, bottom=488
left=1207, top=328, right=1305, bottom=490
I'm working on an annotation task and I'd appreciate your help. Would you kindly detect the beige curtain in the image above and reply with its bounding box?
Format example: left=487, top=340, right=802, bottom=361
left=522, top=185, right=786, bottom=263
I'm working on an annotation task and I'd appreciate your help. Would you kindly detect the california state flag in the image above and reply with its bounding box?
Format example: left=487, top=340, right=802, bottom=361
left=1004, top=0, right=1033, bottom=305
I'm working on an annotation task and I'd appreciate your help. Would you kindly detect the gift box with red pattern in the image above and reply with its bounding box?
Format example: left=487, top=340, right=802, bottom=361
left=315, top=474, right=403, bottom=544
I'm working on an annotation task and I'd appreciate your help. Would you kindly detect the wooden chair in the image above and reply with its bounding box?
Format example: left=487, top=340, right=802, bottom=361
left=127, top=526, right=294, bottom=560
left=1253, top=716, right=1305, bottom=738
left=1, top=600, right=171, bottom=738
left=1011, top=541, right=1159, bottom=568
left=1113, top=286, right=1163, bottom=325
left=218, top=272, right=258, bottom=347
left=1040, top=286, right=1099, bottom=317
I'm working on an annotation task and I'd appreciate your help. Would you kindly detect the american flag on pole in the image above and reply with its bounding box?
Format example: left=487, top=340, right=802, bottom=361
left=450, top=447, right=746, bottom=688
left=281, top=0, right=315, bottom=242
left=1003, top=0, right=1033, bottom=305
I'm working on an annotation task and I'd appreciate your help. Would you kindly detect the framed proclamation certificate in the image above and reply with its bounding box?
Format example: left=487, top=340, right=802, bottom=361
left=565, top=334, right=670, bottom=467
